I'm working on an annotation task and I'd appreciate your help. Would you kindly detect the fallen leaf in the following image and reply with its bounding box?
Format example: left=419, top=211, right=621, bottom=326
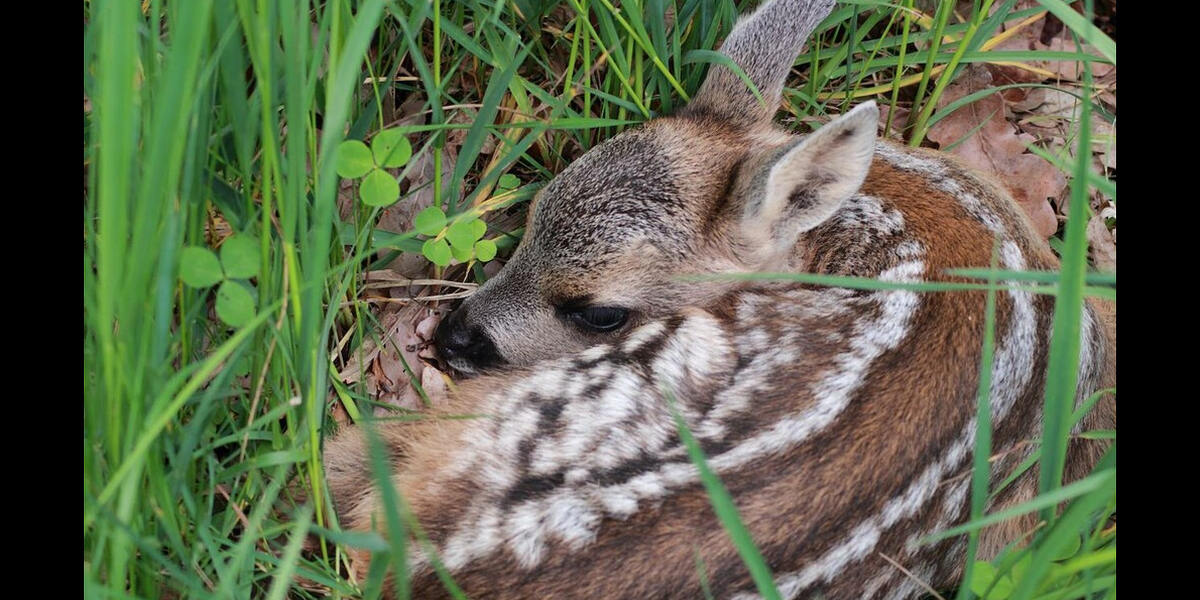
left=394, top=383, right=424, bottom=413
left=329, top=399, right=350, bottom=426
left=1040, top=37, right=1115, bottom=82
left=415, top=312, right=441, bottom=341
left=1021, top=86, right=1075, bottom=118
left=1086, top=214, right=1116, bottom=272
left=374, top=303, right=440, bottom=413
left=420, top=365, right=449, bottom=407
left=983, top=63, right=1044, bottom=114
left=877, top=104, right=910, bottom=142
left=927, top=65, right=1065, bottom=238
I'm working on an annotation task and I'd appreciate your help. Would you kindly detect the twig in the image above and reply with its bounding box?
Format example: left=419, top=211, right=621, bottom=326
left=329, top=324, right=358, bottom=365
left=215, top=484, right=271, bottom=556
left=938, top=439, right=1035, bottom=488
left=339, top=291, right=474, bottom=308
left=878, top=552, right=948, bottom=600
left=240, top=257, right=290, bottom=462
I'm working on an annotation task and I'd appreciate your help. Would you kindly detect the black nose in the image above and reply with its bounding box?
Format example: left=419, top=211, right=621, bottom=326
left=435, top=307, right=504, bottom=373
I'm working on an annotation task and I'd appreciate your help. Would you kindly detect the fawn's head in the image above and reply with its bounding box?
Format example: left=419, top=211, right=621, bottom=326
left=436, top=0, right=876, bottom=374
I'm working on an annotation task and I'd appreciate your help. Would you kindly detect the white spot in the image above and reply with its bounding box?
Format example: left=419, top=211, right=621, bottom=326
left=441, top=505, right=503, bottom=571
left=622, top=320, right=667, bottom=353
left=544, top=492, right=600, bottom=549
left=505, top=503, right=549, bottom=568
left=597, top=487, right=639, bottom=518
left=650, top=312, right=729, bottom=397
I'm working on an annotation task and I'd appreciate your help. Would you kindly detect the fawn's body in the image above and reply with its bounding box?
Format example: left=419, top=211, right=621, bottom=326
left=322, top=0, right=1115, bottom=597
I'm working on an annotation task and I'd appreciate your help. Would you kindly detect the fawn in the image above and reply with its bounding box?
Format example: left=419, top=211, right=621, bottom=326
left=322, top=0, right=1116, bottom=597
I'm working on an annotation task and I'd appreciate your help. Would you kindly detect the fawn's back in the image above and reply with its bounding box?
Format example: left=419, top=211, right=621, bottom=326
left=322, top=0, right=1116, bottom=597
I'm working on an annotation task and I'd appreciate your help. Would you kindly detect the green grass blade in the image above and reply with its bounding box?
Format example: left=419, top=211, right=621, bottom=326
left=919, top=466, right=1113, bottom=544
left=364, top=421, right=410, bottom=599
left=955, top=238, right=1001, bottom=600
left=266, top=505, right=314, bottom=600
left=666, top=388, right=781, bottom=600
left=1036, top=28, right=1094, bottom=521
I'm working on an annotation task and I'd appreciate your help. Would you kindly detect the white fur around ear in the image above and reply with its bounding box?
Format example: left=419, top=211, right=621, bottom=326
left=742, top=101, right=880, bottom=261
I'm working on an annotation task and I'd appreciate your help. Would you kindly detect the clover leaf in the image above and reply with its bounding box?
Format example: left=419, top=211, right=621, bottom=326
left=335, top=128, right=414, bottom=208
left=422, top=238, right=452, bottom=267
left=219, top=235, right=259, bottom=279
left=179, top=236, right=262, bottom=328
left=497, top=173, right=520, bottom=191
left=215, top=280, right=256, bottom=327
left=371, top=129, right=412, bottom=168
left=335, top=140, right=374, bottom=178
left=413, top=206, right=447, bottom=236
left=474, top=239, right=497, bottom=261
left=360, top=169, right=400, bottom=207
left=445, top=220, right=482, bottom=251
left=180, top=247, right=223, bottom=288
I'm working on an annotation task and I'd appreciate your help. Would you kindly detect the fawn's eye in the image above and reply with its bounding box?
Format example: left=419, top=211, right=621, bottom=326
left=565, top=306, right=629, bottom=333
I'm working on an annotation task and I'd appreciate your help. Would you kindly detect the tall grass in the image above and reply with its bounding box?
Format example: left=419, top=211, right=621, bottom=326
left=83, top=1, right=1114, bottom=598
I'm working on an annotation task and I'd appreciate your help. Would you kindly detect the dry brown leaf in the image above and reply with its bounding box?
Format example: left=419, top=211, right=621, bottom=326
left=981, top=2, right=1118, bottom=190
left=1040, top=37, right=1115, bottom=81
left=877, top=104, right=910, bottom=142
left=334, top=290, right=451, bottom=416
left=376, top=328, right=418, bottom=390
left=329, top=398, right=350, bottom=426
left=420, top=365, right=449, bottom=407
left=415, top=312, right=441, bottom=341
left=1086, top=214, right=1116, bottom=272
left=379, top=304, right=444, bottom=413
left=983, top=63, right=1045, bottom=115
left=1091, top=120, right=1115, bottom=173
left=338, top=311, right=399, bottom=384
left=926, top=65, right=1064, bottom=238
left=1030, top=88, right=1078, bottom=118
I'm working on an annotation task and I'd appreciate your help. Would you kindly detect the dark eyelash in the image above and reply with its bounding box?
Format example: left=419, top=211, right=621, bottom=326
left=561, top=305, right=630, bottom=333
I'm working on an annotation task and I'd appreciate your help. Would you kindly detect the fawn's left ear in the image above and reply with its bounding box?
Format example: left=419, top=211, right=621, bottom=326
left=739, top=101, right=879, bottom=264
left=684, top=0, right=836, bottom=126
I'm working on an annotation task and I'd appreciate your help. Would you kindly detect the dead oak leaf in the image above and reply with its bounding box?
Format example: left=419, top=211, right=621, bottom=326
left=877, top=104, right=910, bottom=142
left=927, top=66, right=1064, bottom=238
left=1086, top=214, right=1116, bottom=273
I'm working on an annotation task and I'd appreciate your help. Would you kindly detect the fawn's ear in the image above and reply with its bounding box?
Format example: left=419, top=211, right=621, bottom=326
left=684, top=0, right=836, bottom=126
left=738, top=101, right=879, bottom=264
